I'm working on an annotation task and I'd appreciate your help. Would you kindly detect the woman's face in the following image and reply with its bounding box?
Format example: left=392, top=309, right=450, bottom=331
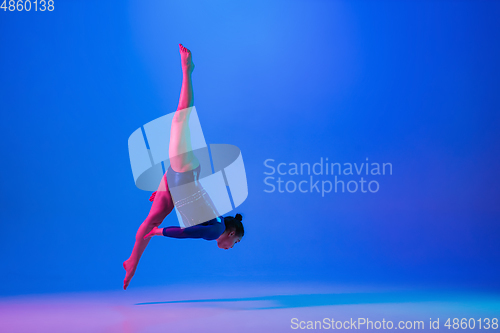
left=217, top=230, right=242, bottom=250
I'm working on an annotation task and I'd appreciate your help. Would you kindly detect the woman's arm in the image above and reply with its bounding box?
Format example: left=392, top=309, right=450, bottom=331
left=161, top=224, right=210, bottom=239
left=144, top=220, right=223, bottom=241
left=143, top=226, right=164, bottom=240
left=142, top=225, right=207, bottom=240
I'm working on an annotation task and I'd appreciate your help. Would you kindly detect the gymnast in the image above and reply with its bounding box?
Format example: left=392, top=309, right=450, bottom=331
left=123, top=44, right=244, bottom=290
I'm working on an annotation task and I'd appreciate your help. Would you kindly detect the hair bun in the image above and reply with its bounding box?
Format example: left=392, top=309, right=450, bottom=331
left=234, top=213, right=242, bottom=221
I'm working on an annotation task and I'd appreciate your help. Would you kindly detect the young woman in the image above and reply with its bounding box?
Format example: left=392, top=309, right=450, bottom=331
left=123, top=44, right=244, bottom=290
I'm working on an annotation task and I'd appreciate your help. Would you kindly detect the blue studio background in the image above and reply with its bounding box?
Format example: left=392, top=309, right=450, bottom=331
left=0, top=0, right=499, bottom=296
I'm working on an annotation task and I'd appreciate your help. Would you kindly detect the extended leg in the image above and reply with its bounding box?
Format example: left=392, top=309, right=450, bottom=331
left=123, top=176, right=174, bottom=290
left=169, top=44, right=199, bottom=173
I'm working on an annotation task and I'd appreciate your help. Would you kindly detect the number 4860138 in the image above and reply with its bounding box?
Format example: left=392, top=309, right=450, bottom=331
left=1, top=0, right=55, bottom=11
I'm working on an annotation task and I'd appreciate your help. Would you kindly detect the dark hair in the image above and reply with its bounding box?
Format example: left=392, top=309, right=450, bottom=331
left=223, top=213, right=244, bottom=237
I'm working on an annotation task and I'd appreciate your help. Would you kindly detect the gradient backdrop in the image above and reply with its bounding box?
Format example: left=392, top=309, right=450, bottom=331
left=0, top=0, right=499, bottom=297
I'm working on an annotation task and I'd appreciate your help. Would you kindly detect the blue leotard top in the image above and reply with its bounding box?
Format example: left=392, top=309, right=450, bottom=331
left=162, top=216, right=225, bottom=241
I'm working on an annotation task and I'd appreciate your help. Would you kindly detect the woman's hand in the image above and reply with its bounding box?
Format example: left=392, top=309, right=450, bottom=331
left=144, top=226, right=162, bottom=240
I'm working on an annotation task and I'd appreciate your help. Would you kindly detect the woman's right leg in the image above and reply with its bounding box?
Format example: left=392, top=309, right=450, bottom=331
left=123, top=176, right=174, bottom=290
left=169, top=44, right=199, bottom=173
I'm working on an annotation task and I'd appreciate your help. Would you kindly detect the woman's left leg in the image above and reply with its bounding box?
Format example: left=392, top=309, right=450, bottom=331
left=169, top=44, right=199, bottom=173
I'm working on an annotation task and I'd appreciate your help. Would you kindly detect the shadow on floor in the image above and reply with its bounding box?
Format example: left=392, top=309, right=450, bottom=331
left=135, top=291, right=493, bottom=310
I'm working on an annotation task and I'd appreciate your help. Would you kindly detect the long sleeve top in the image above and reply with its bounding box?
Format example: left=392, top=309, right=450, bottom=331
left=162, top=216, right=225, bottom=241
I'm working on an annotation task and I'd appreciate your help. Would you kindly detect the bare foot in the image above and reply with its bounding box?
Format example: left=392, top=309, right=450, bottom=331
left=123, top=259, right=137, bottom=290
left=179, top=43, right=194, bottom=74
